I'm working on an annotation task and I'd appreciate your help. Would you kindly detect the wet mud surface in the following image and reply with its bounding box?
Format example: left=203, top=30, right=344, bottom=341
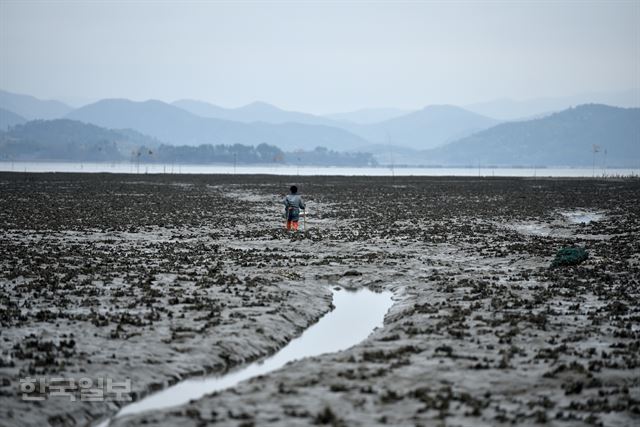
left=0, top=173, right=639, bottom=427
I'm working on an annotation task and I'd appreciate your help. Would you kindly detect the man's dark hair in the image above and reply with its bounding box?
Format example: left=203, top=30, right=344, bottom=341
left=290, top=185, right=298, bottom=194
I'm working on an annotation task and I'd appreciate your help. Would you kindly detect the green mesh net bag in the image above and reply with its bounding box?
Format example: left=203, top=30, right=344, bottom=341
left=551, top=247, right=589, bottom=268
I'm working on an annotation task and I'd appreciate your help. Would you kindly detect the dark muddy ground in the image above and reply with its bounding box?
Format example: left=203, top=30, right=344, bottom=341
left=0, top=172, right=638, bottom=427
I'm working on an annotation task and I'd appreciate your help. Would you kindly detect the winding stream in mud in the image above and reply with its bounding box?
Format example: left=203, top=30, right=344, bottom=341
left=96, top=287, right=394, bottom=426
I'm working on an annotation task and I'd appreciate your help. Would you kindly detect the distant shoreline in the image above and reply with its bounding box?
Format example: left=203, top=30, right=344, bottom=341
left=1, top=161, right=638, bottom=177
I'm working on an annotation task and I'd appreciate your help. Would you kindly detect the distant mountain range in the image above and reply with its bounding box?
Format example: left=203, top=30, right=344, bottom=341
left=423, top=104, right=640, bottom=167
left=173, top=100, right=496, bottom=151
left=1, top=89, right=639, bottom=167
left=351, top=105, right=500, bottom=150
left=465, top=89, right=640, bottom=121
left=66, top=99, right=367, bottom=151
left=173, top=99, right=341, bottom=127
left=0, top=90, right=72, bottom=120
left=0, top=119, right=376, bottom=166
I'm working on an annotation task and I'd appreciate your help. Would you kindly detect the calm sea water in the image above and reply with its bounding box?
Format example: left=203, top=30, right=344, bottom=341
left=0, top=162, right=637, bottom=177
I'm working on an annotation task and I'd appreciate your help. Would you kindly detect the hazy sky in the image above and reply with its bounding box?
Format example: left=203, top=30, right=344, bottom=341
left=1, top=0, right=638, bottom=113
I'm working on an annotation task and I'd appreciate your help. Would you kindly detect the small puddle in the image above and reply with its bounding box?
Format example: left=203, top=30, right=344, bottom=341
left=508, top=210, right=606, bottom=238
left=96, top=287, right=393, bottom=426
left=560, top=210, right=604, bottom=224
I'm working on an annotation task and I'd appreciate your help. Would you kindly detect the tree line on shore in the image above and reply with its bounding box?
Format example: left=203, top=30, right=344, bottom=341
left=0, top=119, right=377, bottom=166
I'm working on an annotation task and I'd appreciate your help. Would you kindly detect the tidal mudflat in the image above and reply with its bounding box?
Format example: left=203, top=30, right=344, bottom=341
left=0, top=173, right=638, bottom=427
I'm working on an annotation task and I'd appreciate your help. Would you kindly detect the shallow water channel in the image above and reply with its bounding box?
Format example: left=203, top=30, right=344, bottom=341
left=96, top=287, right=394, bottom=426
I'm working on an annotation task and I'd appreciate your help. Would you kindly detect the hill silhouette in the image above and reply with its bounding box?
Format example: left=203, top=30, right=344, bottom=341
left=351, top=105, right=500, bottom=150
left=0, top=118, right=375, bottom=166
left=424, top=104, right=640, bottom=167
left=67, top=99, right=367, bottom=151
left=0, top=90, right=72, bottom=120
left=465, top=89, right=640, bottom=120
left=173, top=99, right=341, bottom=127
left=0, top=107, right=27, bottom=130
left=0, top=119, right=140, bottom=161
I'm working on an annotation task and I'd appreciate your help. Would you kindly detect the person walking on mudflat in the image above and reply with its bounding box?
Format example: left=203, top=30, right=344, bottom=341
left=283, top=185, right=305, bottom=231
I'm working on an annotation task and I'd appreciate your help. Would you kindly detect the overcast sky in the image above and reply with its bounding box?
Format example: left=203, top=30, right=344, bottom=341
left=1, top=0, right=638, bottom=113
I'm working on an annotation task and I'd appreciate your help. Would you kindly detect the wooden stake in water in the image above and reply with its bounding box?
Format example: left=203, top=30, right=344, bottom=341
left=592, top=144, right=600, bottom=178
